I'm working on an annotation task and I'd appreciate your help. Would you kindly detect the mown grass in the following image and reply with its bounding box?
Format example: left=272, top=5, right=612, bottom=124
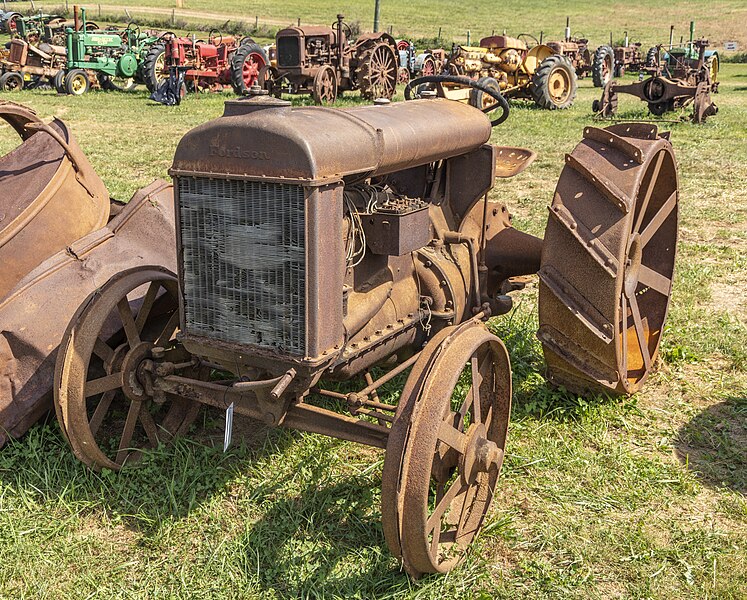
left=1, top=32, right=746, bottom=600
left=7, top=0, right=747, bottom=49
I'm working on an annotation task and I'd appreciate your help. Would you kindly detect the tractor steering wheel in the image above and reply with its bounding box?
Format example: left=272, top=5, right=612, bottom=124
left=332, top=20, right=353, bottom=38
left=208, top=29, right=222, bottom=46
left=124, top=23, right=140, bottom=44
left=404, top=74, right=510, bottom=127
left=517, top=33, right=540, bottom=48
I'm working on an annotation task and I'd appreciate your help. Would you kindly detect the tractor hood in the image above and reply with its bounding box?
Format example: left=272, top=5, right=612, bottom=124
left=170, top=96, right=492, bottom=185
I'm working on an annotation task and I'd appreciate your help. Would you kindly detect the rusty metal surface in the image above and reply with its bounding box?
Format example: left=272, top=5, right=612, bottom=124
left=0, top=101, right=109, bottom=299
left=0, top=180, right=177, bottom=447
left=38, top=93, right=681, bottom=578
left=382, top=319, right=511, bottom=577
left=538, top=123, right=678, bottom=394
left=171, top=97, right=491, bottom=183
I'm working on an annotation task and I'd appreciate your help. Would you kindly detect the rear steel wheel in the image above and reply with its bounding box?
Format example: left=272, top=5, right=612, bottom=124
left=358, top=41, right=398, bottom=100
left=538, top=124, right=679, bottom=395
left=55, top=267, right=201, bottom=470
left=382, top=323, right=511, bottom=577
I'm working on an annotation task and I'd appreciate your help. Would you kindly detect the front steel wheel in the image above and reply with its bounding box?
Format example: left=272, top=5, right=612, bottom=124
left=382, top=323, right=511, bottom=577
left=55, top=267, right=201, bottom=470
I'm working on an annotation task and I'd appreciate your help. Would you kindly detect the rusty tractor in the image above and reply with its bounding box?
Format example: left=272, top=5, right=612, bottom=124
left=396, top=40, right=446, bottom=85
left=593, top=35, right=718, bottom=123
left=0, top=37, right=66, bottom=91
left=143, top=31, right=267, bottom=95
left=259, top=14, right=399, bottom=104
left=546, top=18, right=592, bottom=79
left=593, top=32, right=645, bottom=88
left=10, top=80, right=680, bottom=577
left=423, top=34, right=577, bottom=110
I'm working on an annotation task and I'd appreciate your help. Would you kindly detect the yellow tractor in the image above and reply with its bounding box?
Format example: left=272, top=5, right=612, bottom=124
left=412, top=35, right=577, bottom=110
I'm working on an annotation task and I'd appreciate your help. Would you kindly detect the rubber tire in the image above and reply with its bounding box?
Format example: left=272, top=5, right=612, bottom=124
left=0, top=71, right=23, bottom=92
left=100, top=73, right=138, bottom=92
left=230, top=42, right=269, bottom=95
left=645, top=46, right=659, bottom=67
left=65, top=69, right=90, bottom=95
left=53, top=70, right=67, bottom=94
left=469, top=76, right=501, bottom=110
left=531, top=55, right=577, bottom=110
left=592, top=45, right=614, bottom=88
left=142, top=42, right=166, bottom=93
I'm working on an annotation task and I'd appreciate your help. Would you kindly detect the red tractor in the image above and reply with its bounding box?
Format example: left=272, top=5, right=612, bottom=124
left=143, top=31, right=267, bottom=95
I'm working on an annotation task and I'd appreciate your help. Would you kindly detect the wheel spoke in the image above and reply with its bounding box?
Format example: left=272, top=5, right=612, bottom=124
left=154, top=312, right=180, bottom=347
left=93, top=338, right=114, bottom=363
left=470, top=355, right=482, bottom=425
left=638, top=264, right=672, bottom=296
left=117, top=298, right=140, bottom=347
left=438, top=420, right=467, bottom=452
left=620, top=293, right=628, bottom=377
left=455, top=483, right=479, bottom=541
left=640, top=190, right=677, bottom=248
left=633, top=151, right=665, bottom=236
left=628, top=294, right=652, bottom=370
left=134, top=282, right=161, bottom=334
left=85, top=372, right=123, bottom=397
left=116, top=399, right=142, bottom=465
left=426, top=480, right=468, bottom=533
left=88, top=390, right=115, bottom=435
left=138, top=405, right=161, bottom=448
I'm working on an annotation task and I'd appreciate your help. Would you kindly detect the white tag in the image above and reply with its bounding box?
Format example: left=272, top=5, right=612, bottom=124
left=223, top=402, right=234, bottom=452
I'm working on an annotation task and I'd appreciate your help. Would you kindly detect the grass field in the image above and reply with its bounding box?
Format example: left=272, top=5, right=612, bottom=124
left=1, top=22, right=747, bottom=600
left=6, top=0, right=747, bottom=48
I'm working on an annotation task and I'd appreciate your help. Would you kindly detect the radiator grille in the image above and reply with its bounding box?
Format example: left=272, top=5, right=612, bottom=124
left=178, top=177, right=306, bottom=355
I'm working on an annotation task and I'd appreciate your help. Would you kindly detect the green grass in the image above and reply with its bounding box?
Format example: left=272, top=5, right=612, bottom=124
left=6, top=0, right=747, bottom=49
left=1, top=28, right=746, bottom=600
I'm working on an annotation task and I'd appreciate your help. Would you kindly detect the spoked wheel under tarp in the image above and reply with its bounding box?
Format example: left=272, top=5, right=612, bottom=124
left=538, top=123, right=679, bottom=395
left=382, top=322, right=512, bottom=577
left=54, top=267, right=202, bottom=470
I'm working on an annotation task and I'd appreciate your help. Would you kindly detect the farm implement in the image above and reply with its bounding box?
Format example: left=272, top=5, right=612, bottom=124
left=593, top=22, right=718, bottom=123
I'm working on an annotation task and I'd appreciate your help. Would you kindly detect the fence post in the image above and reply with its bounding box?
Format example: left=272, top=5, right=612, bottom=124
left=467, top=30, right=470, bottom=45
left=437, top=26, right=441, bottom=43
left=297, top=17, right=300, bottom=26
left=171, top=8, right=175, bottom=25
left=255, top=15, right=258, bottom=28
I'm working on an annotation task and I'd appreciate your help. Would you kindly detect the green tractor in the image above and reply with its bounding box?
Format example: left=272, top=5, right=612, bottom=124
left=56, top=7, right=146, bottom=95
left=647, top=21, right=719, bottom=86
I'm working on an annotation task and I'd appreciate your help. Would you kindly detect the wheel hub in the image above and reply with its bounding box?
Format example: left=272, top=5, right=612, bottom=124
left=624, top=233, right=642, bottom=298
left=119, top=341, right=154, bottom=401
left=460, top=423, right=502, bottom=485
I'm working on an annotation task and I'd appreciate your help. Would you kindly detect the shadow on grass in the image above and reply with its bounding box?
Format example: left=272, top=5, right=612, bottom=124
left=234, top=462, right=409, bottom=596
left=675, top=395, right=747, bottom=494
left=0, top=411, right=295, bottom=532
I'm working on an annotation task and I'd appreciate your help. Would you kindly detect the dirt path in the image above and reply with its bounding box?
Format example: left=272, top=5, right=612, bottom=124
left=4, top=2, right=315, bottom=28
